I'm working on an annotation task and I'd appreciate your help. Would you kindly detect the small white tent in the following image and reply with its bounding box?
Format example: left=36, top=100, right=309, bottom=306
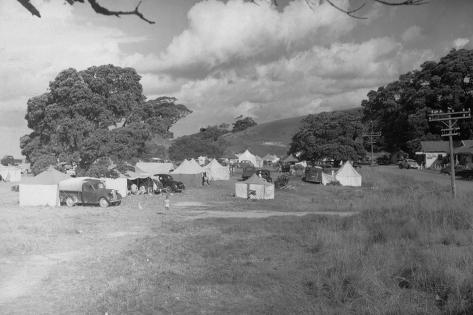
left=0, top=166, right=22, bottom=182
left=235, top=174, right=274, bottom=199
left=205, top=159, right=230, bottom=180
left=237, top=149, right=258, bottom=167
left=101, top=177, right=128, bottom=197
left=335, top=161, right=362, bottom=187
left=135, top=162, right=174, bottom=175
left=19, top=167, right=70, bottom=207
left=172, top=159, right=203, bottom=187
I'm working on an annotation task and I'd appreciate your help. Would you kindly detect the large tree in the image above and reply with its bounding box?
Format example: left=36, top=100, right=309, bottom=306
left=21, top=64, right=191, bottom=175
left=289, top=109, right=366, bottom=162
left=232, top=117, right=257, bottom=133
left=362, top=49, right=473, bottom=156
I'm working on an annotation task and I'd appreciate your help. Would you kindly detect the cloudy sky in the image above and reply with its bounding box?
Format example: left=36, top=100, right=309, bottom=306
left=1, top=0, right=472, bottom=157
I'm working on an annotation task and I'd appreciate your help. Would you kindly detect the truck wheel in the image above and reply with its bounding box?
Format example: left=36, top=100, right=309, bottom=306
left=65, top=197, right=75, bottom=207
left=99, top=198, right=109, bottom=208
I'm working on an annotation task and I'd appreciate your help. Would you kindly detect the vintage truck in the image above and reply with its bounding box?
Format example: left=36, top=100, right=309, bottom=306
left=59, top=177, right=122, bottom=207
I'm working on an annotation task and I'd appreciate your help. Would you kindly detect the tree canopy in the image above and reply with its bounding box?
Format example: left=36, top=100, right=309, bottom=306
left=169, top=125, right=229, bottom=161
left=289, top=109, right=365, bottom=162
left=21, top=64, right=191, bottom=175
left=362, top=48, right=473, bottom=156
left=232, top=117, right=257, bottom=133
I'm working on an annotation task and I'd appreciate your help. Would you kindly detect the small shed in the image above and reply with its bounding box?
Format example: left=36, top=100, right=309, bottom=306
left=416, top=141, right=450, bottom=168
left=19, top=167, right=70, bottom=207
left=235, top=174, right=274, bottom=199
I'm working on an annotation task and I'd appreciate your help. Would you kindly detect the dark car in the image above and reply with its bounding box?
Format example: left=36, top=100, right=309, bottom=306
left=242, top=167, right=272, bottom=182
left=302, top=166, right=323, bottom=183
left=153, top=174, right=185, bottom=193
left=398, top=159, right=420, bottom=169
left=440, top=164, right=466, bottom=175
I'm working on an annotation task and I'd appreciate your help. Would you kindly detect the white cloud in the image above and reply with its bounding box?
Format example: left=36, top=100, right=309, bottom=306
left=453, top=38, right=470, bottom=49
left=401, top=25, right=422, bottom=43
left=149, top=0, right=356, bottom=78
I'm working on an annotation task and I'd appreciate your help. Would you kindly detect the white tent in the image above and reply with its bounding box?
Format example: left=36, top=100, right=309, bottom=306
left=235, top=174, right=274, bottom=199
left=101, top=177, right=128, bottom=197
left=19, top=167, right=70, bottom=207
left=205, top=159, right=230, bottom=180
left=254, top=155, right=264, bottom=168
left=335, top=161, right=362, bottom=187
left=172, top=159, right=203, bottom=187
left=0, top=166, right=22, bottom=182
left=135, top=162, right=174, bottom=175
left=237, top=149, right=258, bottom=167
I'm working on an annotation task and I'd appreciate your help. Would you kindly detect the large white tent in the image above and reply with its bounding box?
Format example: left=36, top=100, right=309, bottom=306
left=172, top=159, right=203, bottom=187
left=237, top=149, right=258, bottom=167
left=235, top=174, right=274, bottom=199
left=19, top=167, right=70, bottom=207
left=0, top=166, right=22, bottom=182
left=335, top=161, right=362, bottom=187
left=205, top=159, right=230, bottom=180
left=135, top=162, right=174, bottom=175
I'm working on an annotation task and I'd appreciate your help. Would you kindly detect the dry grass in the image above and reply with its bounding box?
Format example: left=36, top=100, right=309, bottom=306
left=1, top=167, right=473, bottom=314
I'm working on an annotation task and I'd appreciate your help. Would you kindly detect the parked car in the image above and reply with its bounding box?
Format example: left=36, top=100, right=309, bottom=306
left=153, top=174, right=185, bottom=193
left=398, top=159, right=420, bottom=169
left=440, top=164, right=466, bottom=175
left=242, top=167, right=272, bottom=182
left=59, top=178, right=121, bottom=207
left=302, top=166, right=323, bottom=183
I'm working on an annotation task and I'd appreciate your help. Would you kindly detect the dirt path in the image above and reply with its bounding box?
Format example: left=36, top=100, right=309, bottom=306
left=172, top=209, right=357, bottom=219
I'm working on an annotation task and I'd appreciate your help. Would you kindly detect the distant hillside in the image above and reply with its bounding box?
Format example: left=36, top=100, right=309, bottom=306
left=221, top=116, right=306, bottom=157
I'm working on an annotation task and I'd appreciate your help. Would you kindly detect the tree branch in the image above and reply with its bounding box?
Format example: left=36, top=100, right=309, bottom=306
left=86, top=0, right=155, bottom=24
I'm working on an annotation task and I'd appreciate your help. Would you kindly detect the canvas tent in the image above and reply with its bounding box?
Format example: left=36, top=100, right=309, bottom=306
left=335, top=161, right=362, bottom=187
left=0, top=166, right=22, bottom=182
left=235, top=174, right=274, bottom=200
left=236, top=149, right=258, bottom=167
left=205, top=159, right=230, bottom=180
left=19, top=167, right=70, bottom=207
left=135, top=162, right=174, bottom=175
left=101, top=177, right=128, bottom=197
left=172, top=159, right=203, bottom=187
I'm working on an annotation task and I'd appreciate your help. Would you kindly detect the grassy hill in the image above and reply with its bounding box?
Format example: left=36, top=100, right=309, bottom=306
left=221, top=116, right=306, bottom=157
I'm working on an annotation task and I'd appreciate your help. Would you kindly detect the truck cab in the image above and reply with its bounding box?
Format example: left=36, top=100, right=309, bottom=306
left=59, top=177, right=122, bottom=207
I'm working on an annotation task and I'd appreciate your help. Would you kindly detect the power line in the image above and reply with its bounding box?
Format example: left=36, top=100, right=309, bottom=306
left=362, top=121, right=381, bottom=166
left=428, top=108, right=471, bottom=198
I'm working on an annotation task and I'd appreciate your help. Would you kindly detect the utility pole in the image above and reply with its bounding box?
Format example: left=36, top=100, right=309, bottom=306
left=428, top=108, right=471, bottom=198
left=363, top=121, right=381, bottom=166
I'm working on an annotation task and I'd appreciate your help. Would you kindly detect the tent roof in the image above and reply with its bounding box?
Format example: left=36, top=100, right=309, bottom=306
left=420, top=141, right=450, bottom=153
left=135, top=162, right=174, bottom=175
left=244, top=173, right=272, bottom=186
left=173, top=158, right=203, bottom=174
left=22, top=167, right=70, bottom=185
left=262, top=154, right=279, bottom=161
left=282, top=154, right=298, bottom=162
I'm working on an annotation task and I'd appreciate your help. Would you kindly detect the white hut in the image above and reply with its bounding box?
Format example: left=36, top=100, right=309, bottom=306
left=19, top=167, right=70, bottom=207
left=205, top=159, right=230, bottom=180
left=235, top=174, right=274, bottom=200
left=335, top=161, right=362, bottom=187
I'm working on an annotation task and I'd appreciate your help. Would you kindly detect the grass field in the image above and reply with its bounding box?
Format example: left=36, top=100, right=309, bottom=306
left=1, top=166, right=473, bottom=314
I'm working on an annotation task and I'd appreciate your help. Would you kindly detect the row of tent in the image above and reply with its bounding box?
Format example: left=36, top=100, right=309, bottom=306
left=236, top=149, right=299, bottom=167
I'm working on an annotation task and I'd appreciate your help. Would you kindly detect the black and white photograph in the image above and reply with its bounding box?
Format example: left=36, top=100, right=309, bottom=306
left=1, top=0, right=473, bottom=313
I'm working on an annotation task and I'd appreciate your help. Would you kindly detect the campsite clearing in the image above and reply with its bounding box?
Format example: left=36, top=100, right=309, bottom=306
left=1, top=166, right=473, bottom=314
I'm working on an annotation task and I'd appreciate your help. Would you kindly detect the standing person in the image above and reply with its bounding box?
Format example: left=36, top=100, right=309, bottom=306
left=164, top=192, right=170, bottom=211
left=202, top=171, right=210, bottom=186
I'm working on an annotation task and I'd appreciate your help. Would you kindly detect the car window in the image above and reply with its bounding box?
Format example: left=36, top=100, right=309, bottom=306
left=83, top=184, right=94, bottom=192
